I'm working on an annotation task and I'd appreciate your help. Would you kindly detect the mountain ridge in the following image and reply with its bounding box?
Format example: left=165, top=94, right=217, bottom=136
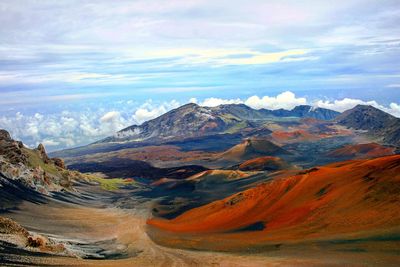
left=100, top=103, right=340, bottom=144
left=50, top=103, right=400, bottom=159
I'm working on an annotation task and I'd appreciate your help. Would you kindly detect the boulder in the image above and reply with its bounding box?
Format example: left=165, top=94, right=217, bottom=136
left=51, top=157, right=66, bottom=169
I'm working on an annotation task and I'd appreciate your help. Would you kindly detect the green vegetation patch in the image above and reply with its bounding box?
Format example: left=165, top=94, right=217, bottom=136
left=85, top=174, right=136, bottom=190
left=23, top=148, right=59, bottom=175
left=224, top=121, right=248, bottom=134
left=219, top=113, right=242, bottom=125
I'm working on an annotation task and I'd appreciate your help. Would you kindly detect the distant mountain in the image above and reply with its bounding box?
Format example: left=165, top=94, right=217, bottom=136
left=100, top=103, right=247, bottom=143
left=336, top=105, right=400, bottom=147
left=100, top=103, right=340, bottom=143
left=212, top=104, right=272, bottom=120
left=214, top=104, right=340, bottom=120
left=268, top=105, right=340, bottom=120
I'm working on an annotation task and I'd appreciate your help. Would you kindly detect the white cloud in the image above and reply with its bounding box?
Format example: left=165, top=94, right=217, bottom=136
left=58, top=137, right=76, bottom=147
left=42, top=139, right=60, bottom=146
left=61, top=116, right=78, bottom=130
left=34, top=113, right=43, bottom=120
left=78, top=121, right=98, bottom=137
left=314, top=98, right=380, bottom=112
left=388, top=103, right=400, bottom=117
left=244, top=91, right=307, bottom=110
left=200, top=97, right=243, bottom=107
left=189, top=97, right=198, bottom=104
left=15, top=112, right=23, bottom=120
left=133, top=107, right=167, bottom=124
left=132, top=99, right=181, bottom=124
left=100, top=111, right=120, bottom=123
left=26, top=122, right=39, bottom=136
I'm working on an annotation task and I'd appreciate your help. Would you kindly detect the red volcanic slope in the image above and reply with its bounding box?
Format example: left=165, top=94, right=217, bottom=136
left=148, top=155, right=400, bottom=245
left=327, top=143, right=395, bottom=159
left=271, top=129, right=318, bottom=142
left=218, top=138, right=288, bottom=162
left=186, top=169, right=250, bottom=181
left=238, top=156, right=289, bottom=171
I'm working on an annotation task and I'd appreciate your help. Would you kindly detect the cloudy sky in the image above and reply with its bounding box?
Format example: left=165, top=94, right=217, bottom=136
left=1, top=0, right=400, bottom=151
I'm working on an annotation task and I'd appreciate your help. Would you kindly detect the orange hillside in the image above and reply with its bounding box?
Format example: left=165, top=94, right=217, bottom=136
left=327, top=143, right=395, bottom=159
left=238, top=156, right=289, bottom=171
left=148, top=155, right=400, bottom=247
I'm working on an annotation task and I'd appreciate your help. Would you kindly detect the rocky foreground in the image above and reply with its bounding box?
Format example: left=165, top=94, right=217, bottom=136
left=0, top=129, right=76, bottom=194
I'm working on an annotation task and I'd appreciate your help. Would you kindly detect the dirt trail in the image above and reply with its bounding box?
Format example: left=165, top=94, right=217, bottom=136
left=1, top=198, right=349, bottom=267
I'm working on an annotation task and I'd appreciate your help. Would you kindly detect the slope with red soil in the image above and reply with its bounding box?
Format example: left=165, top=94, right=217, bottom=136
left=327, top=142, right=395, bottom=159
left=148, top=155, right=400, bottom=250
left=218, top=138, right=289, bottom=162
left=186, top=169, right=251, bottom=181
left=271, top=129, right=320, bottom=143
left=238, top=156, right=290, bottom=171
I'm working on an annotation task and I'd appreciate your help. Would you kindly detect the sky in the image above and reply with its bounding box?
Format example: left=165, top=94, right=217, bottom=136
left=0, top=0, right=400, bottom=151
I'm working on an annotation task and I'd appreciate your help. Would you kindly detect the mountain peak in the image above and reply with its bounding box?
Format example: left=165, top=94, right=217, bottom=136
left=355, top=104, right=376, bottom=108
left=179, top=102, right=200, bottom=109
left=352, top=104, right=385, bottom=113
left=337, top=104, right=396, bottom=123
left=337, top=104, right=400, bottom=147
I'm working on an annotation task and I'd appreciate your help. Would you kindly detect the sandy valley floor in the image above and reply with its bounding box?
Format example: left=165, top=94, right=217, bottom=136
left=0, top=182, right=399, bottom=267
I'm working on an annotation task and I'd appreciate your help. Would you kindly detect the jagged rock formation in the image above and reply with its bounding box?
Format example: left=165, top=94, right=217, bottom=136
left=36, top=143, right=50, bottom=163
left=0, top=129, right=28, bottom=165
left=0, top=129, right=75, bottom=194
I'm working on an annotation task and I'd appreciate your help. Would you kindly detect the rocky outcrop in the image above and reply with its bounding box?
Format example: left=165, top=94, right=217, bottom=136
left=51, top=157, right=66, bottom=169
left=36, top=143, right=50, bottom=163
left=0, top=129, right=12, bottom=141
left=0, top=216, right=68, bottom=255
left=0, top=129, right=75, bottom=194
left=0, top=216, right=29, bottom=237
left=0, top=130, right=28, bottom=165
